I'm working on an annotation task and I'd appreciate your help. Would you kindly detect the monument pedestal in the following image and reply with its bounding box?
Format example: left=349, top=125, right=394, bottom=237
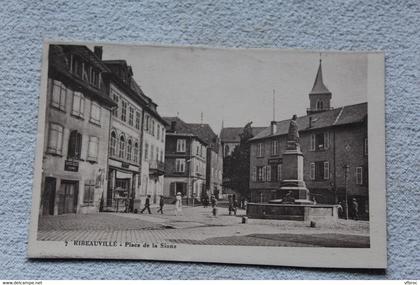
left=278, top=143, right=312, bottom=204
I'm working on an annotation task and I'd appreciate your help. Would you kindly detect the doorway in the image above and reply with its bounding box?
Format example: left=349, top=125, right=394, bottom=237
left=42, top=177, right=56, bottom=215
left=58, top=180, right=79, bottom=214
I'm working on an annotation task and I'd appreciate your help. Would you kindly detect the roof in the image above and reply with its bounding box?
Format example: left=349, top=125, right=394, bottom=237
left=310, top=60, right=331, bottom=95
left=48, top=45, right=116, bottom=108
left=220, top=127, right=266, bottom=143
left=250, top=102, right=367, bottom=141
left=163, top=117, right=220, bottom=148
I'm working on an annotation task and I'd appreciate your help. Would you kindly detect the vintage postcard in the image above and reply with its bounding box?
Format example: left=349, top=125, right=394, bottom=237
left=28, top=41, right=386, bottom=268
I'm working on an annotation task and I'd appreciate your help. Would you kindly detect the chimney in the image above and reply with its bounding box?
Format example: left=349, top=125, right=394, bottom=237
left=94, top=46, right=103, bottom=59
left=270, top=121, right=277, bottom=135
left=171, top=121, right=176, bottom=132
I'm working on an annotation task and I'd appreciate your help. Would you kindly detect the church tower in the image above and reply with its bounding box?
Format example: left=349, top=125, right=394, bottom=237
left=307, top=59, right=332, bottom=115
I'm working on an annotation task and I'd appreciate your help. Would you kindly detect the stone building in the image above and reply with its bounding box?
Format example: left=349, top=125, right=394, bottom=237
left=40, top=45, right=116, bottom=215
left=101, top=59, right=144, bottom=212
left=188, top=123, right=223, bottom=199
left=163, top=117, right=208, bottom=203
left=103, top=59, right=167, bottom=211
left=248, top=61, right=369, bottom=218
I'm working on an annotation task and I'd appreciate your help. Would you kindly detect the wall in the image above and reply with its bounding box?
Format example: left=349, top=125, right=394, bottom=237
left=0, top=0, right=418, bottom=279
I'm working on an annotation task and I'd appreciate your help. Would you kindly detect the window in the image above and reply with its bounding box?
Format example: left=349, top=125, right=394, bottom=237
left=119, top=136, right=125, bottom=159
left=89, top=68, right=99, bottom=88
left=47, top=123, right=63, bottom=155
left=121, top=100, right=127, bottom=122
left=150, top=145, right=154, bottom=161
left=356, top=167, right=363, bottom=185
left=316, top=100, right=324, bottom=110
left=257, top=166, right=263, bottom=182
left=225, top=145, right=230, bottom=157
left=323, top=161, right=330, bottom=180
left=83, top=180, right=95, bottom=205
left=161, top=127, right=165, bottom=142
left=51, top=80, right=66, bottom=111
left=196, top=145, right=200, bottom=155
left=160, top=150, right=163, bottom=162
left=266, top=165, right=271, bottom=182
left=262, top=166, right=266, bottom=182
left=133, top=142, right=139, bottom=163
left=135, top=111, right=141, bottom=129
left=257, top=143, right=264, bottom=157
left=157, top=125, right=160, bottom=140
left=364, top=138, right=368, bottom=156
left=310, top=163, right=315, bottom=180
left=277, top=164, right=282, bottom=181
left=200, top=145, right=203, bottom=157
left=127, top=139, right=132, bottom=161
left=144, top=143, right=149, bottom=160
left=112, top=93, right=119, bottom=117
left=175, top=159, right=186, bottom=173
left=151, top=120, right=155, bottom=136
left=87, top=136, right=99, bottom=162
left=110, top=131, right=117, bottom=156
left=71, top=91, right=84, bottom=118
left=128, top=106, right=134, bottom=126
left=271, top=140, right=278, bottom=155
left=176, top=139, right=186, bottom=152
left=144, top=115, right=149, bottom=131
left=71, top=56, right=83, bottom=78
left=90, top=102, right=101, bottom=125
left=67, top=130, right=82, bottom=159
left=310, top=132, right=329, bottom=151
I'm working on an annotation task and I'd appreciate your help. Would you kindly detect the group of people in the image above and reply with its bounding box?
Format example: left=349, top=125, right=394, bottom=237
left=139, top=193, right=184, bottom=215
left=337, top=198, right=360, bottom=220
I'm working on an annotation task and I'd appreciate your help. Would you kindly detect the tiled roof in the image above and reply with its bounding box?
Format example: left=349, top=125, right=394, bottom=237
left=250, top=102, right=367, bottom=141
left=220, top=127, right=266, bottom=143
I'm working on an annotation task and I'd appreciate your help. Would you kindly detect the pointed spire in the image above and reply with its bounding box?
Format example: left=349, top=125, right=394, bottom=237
left=310, top=58, right=331, bottom=95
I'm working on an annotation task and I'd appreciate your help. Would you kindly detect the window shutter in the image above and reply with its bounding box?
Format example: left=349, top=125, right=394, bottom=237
left=277, top=164, right=282, bottom=181
left=323, top=161, right=329, bottom=180
left=324, top=132, right=329, bottom=149
left=266, top=166, right=271, bottom=182
left=310, top=163, right=315, bottom=180
left=262, top=166, right=266, bottom=182
left=310, top=134, right=315, bottom=151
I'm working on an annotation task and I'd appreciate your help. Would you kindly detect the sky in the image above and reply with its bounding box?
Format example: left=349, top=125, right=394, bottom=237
left=100, top=45, right=368, bottom=134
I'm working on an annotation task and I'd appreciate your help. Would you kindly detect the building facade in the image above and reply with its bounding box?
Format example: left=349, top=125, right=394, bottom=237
left=40, top=45, right=116, bottom=216
left=101, top=60, right=143, bottom=212
left=220, top=127, right=265, bottom=158
left=248, top=61, right=369, bottom=218
left=163, top=117, right=207, bottom=202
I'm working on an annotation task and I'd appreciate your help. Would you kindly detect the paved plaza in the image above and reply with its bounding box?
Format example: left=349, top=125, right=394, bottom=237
left=37, top=205, right=370, bottom=247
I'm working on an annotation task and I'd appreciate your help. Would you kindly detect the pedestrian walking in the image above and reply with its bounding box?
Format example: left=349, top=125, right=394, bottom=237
left=175, top=192, right=183, bottom=216
left=157, top=195, right=164, bottom=214
left=210, top=194, right=217, bottom=208
left=351, top=198, right=359, bottom=220
left=232, top=197, right=238, bottom=216
left=228, top=196, right=233, bottom=215
left=140, top=195, right=151, bottom=214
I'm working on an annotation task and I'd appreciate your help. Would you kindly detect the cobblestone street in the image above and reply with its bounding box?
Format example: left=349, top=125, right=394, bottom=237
left=37, top=205, right=370, bottom=247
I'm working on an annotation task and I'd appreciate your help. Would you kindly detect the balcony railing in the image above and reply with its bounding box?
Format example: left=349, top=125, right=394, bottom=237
left=149, top=160, right=165, bottom=176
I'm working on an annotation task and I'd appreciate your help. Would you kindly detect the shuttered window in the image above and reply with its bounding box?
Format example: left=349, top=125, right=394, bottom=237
left=87, top=136, right=99, bottom=162
left=47, top=123, right=64, bottom=155
left=51, top=80, right=66, bottom=111
left=71, top=91, right=85, bottom=118
left=90, top=102, right=101, bottom=125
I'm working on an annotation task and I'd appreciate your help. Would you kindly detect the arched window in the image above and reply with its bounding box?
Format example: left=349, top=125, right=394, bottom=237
left=316, top=100, right=324, bottom=110
left=110, top=131, right=117, bottom=156
left=133, top=142, right=139, bottom=163
left=119, top=135, right=125, bottom=158
left=127, top=139, right=132, bottom=161
left=68, top=130, right=82, bottom=159
left=224, top=145, right=230, bottom=157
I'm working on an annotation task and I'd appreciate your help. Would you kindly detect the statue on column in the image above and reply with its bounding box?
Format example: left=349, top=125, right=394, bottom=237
left=287, top=115, right=300, bottom=149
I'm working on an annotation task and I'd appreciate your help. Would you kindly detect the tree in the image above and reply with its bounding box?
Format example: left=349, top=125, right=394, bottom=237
left=223, top=122, right=254, bottom=199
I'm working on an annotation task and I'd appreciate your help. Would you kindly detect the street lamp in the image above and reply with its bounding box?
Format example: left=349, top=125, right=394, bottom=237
left=186, top=158, right=192, bottom=206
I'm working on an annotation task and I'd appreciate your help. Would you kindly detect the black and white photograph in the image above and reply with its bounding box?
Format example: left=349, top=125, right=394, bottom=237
left=28, top=42, right=386, bottom=268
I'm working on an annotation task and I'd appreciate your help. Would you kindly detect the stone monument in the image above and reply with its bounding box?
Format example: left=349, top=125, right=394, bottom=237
left=279, top=115, right=312, bottom=204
